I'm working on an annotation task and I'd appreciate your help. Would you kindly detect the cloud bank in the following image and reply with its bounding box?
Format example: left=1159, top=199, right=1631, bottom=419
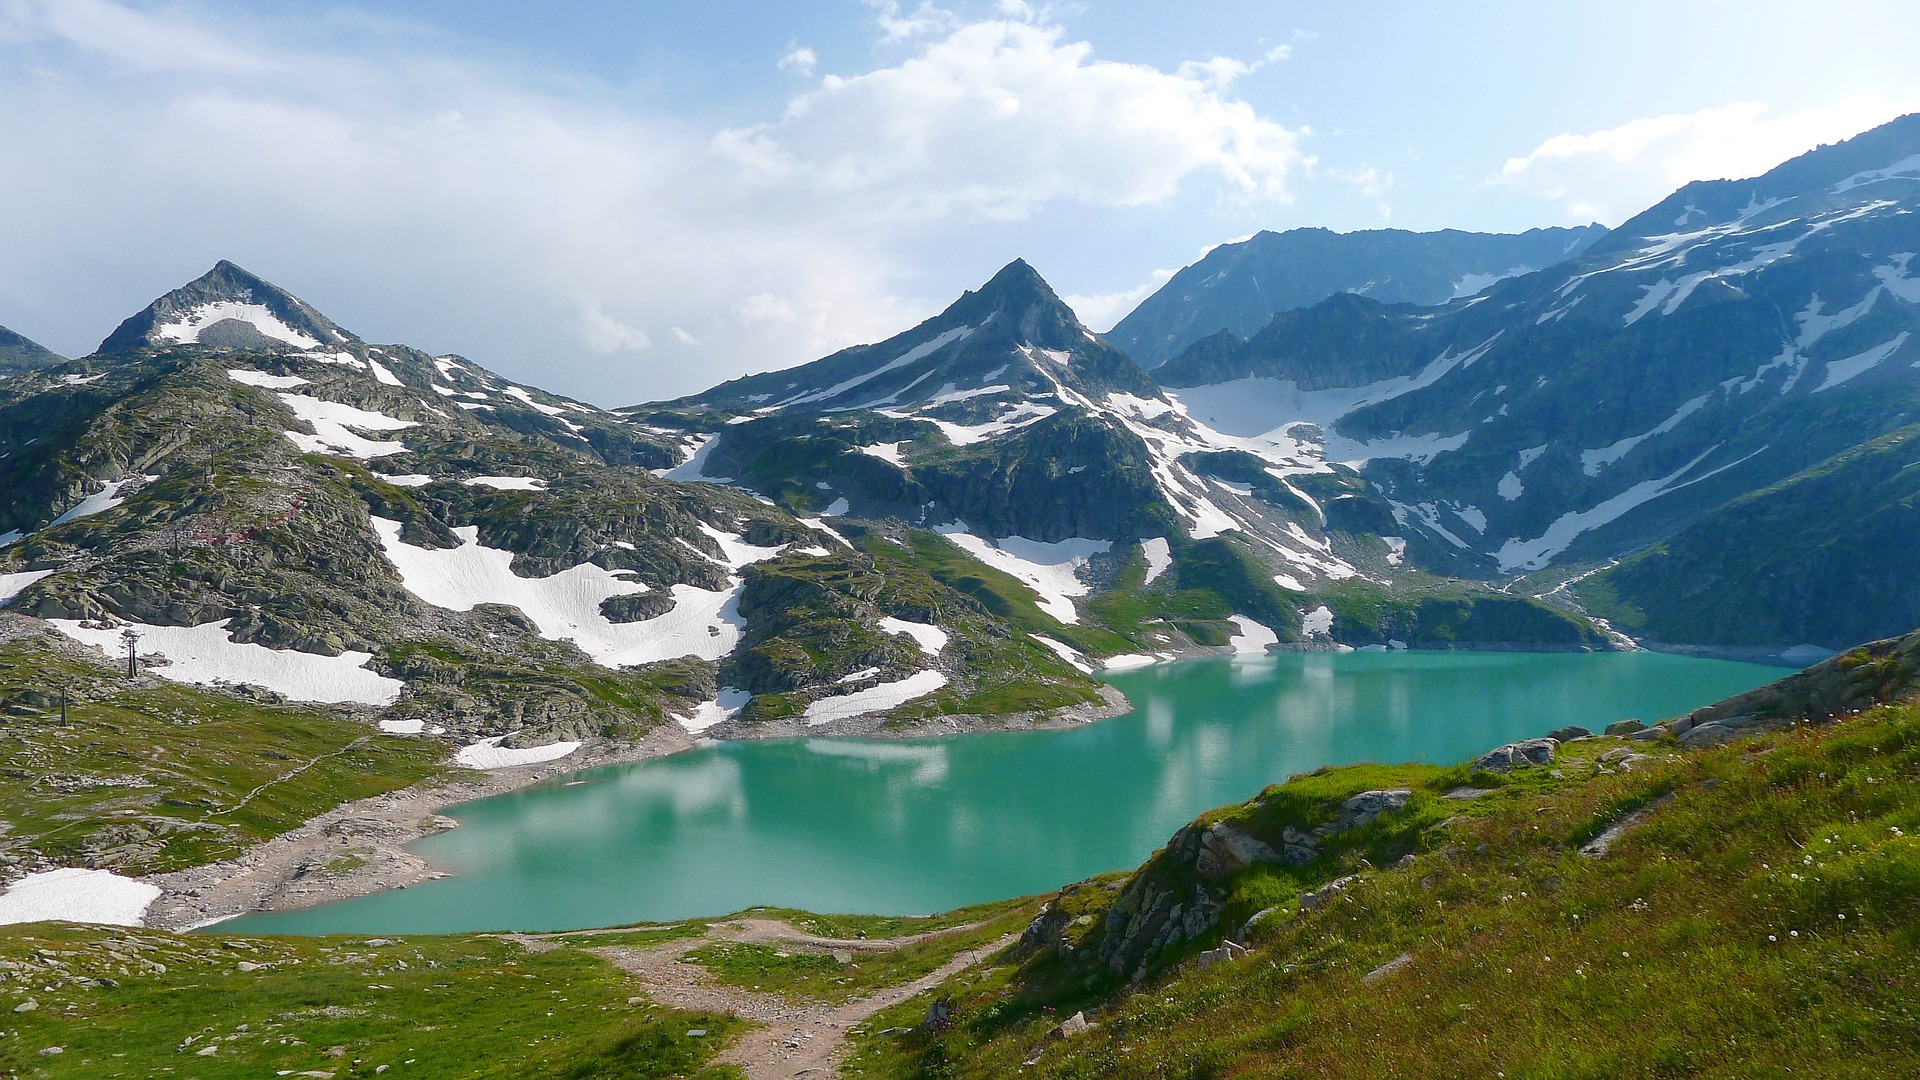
left=0, top=0, right=1307, bottom=403
left=1498, top=93, right=1920, bottom=223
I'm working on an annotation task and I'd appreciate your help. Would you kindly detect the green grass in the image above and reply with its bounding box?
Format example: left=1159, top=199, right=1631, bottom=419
left=0, top=926, right=743, bottom=1079
left=0, top=637, right=446, bottom=875
left=682, top=900, right=1043, bottom=1005
left=841, top=704, right=1920, bottom=1078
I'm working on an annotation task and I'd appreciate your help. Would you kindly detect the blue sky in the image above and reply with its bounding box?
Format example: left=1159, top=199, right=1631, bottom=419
left=3, top=0, right=1918, bottom=403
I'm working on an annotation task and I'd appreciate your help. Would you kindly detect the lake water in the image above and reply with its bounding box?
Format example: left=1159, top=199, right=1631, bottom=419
left=221, top=650, right=1782, bottom=935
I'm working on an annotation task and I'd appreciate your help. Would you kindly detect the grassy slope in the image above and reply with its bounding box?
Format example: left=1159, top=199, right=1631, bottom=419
left=845, top=705, right=1920, bottom=1078
left=0, top=927, right=742, bottom=1079
left=0, top=633, right=444, bottom=875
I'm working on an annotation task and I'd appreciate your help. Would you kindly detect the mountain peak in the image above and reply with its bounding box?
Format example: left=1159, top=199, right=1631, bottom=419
left=0, top=324, right=65, bottom=375
left=96, top=261, right=358, bottom=355
left=940, top=258, right=1092, bottom=350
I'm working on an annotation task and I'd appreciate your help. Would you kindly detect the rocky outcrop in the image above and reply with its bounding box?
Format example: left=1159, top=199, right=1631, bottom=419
left=1088, top=787, right=1414, bottom=980
left=1652, top=628, right=1920, bottom=747
left=1474, top=738, right=1558, bottom=773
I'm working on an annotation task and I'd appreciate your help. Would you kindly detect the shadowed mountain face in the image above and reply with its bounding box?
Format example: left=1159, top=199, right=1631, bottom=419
left=0, top=324, right=64, bottom=376
left=1108, top=224, right=1608, bottom=368
left=1146, top=113, right=1920, bottom=649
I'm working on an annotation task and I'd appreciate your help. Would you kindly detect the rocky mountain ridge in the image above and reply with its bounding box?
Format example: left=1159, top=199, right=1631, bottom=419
left=1107, top=223, right=1608, bottom=368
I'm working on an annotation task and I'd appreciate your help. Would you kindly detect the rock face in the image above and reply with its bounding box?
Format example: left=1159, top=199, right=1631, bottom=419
left=1654, top=628, right=1920, bottom=746
left=1109, top=224, right=1607, bottom=368
left=1088, top=788, right=1414, bottom=979
left=1475, top=738, right=1558, bottom=773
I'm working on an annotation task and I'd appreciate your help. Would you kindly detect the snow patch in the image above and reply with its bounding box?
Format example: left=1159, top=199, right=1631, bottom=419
left=1497, top=472, right=1524, bottom=501
left=784, top=325, right=974, bottom=406
left=1029, top=634, right=1093, bottom=672
left=1816, top=332, right=1910, bottom=392
left=1302, top=605, right=1334, bottom=636
left=1581, top=394, right=1711, bottom=475
left=455, top=736, right=582, bottom=770
left=1227, top=615, right=1277, bottom=655
left=367, top=359, right=404, bottom=387
left=227, top=368, right=309, bottom=389
left=374, top=473, right=434, bottom=487
left=1140, top=537, right=1172, bottom=585
left=373, top=517, right=762, bottom=667
left=0, top=868, right=161, bottom=927
left=154, top=302, right=322, bottom=349
left=679, top=687, right=753, bottom=733
left=0, top=569, right=55, bottom=604
left=878, top=616, right=947, bottom=656
left=1101, top=653, right=1161, bottom=672
left=803, top=669, right=948, bottom=725
left=654, top=434, right=730, bottom=482
left=857, top=442, right=906, bottom=465
left=49, top=618, right=403, bottom=705
left=379, top=718, right=425, bottom=734
left=935, top=526, right=1108, bottom=624
left=277, top=394, right=414, bottom=459
left=50, top=476, right=154, bottom=528
left=463, top=476, right=548, bottom=491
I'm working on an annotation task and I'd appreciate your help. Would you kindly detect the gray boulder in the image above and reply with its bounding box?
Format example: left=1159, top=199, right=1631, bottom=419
left=1475, top=738, right=1558, bottom=773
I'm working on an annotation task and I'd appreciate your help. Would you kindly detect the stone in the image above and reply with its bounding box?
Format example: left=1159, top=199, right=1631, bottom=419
left=1195, top=821, right=1284, bottom=883
left=1194, top=940, right=1247, bottom=970
left=1474, top=738, right=1558, bottom=773
left=1604, top=718, right=1646, bottom=736
left=13, top=999, right=37, bottom=1012
left=830, top=950, right=853, bottom=965
left=1547, top=725, right=1593, bottom=743
left=37, top=1046, right=62, bottom=1056
left=1334, top=789, right=1412, bottom=831
left=1443, top=786, right=1493, bottom=800
left=1299, top=873, right=1361, bottom=912
left=1363, top=953, right=1414, bottom=983
left=1056, top=1011, right=1091, bottom=1037
left=1237, top=905, right=1281, bottom=939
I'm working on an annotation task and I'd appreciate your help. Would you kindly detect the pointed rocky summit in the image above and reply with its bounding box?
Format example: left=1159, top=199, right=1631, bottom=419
left=96, top=260, right=357, bottom=355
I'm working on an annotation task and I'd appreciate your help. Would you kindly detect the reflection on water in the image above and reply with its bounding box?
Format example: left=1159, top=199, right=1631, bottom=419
left=222, top=650, right=1781, bottom=935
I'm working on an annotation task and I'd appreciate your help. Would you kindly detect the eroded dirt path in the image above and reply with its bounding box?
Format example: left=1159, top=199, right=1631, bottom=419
left=573, top=917, right=1017, bottom=1079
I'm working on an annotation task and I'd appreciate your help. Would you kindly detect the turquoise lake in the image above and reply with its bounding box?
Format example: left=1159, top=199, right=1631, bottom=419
left=222, top=650, right=1782, bottom=935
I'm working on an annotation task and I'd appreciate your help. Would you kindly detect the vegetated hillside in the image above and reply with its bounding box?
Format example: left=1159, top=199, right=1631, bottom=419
left=1107, top=224, right=1607, bottom=368
left=837, top=628, right=1920, bottom=1078
left=1578, top=418, right=1920, bottom=651
left=1148, top=113, right=1920, bottom=651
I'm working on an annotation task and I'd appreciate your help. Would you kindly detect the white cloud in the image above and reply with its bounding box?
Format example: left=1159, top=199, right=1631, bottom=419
left=0, top=0, right=273, bottom=73
left=578, top=295, right=651, bottom=353
left=1498, top=93, right=1920, bottom=222
left=0, top=1, right=1309, bottom=403
left=777, top=44, right=817, bottom=75
left=862, top=0, right=963, bottom=43
left=1064, top=268, right=1174, bottom=333
left=715, top=21, right=1308, bottom=220
left=670, top=326, right=702, bottom=346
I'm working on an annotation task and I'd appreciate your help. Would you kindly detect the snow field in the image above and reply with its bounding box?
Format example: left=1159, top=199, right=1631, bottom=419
left=935, top=525, right=1108, bottom=624
left=49, top=618, right=404, bottom=706
left=1140, top=537, right=1172, bottom=585
left=0, top=868, right=162, bottom=927
left=1228, top=616, right=1278, bottom=654
left=155, top=302, right=323, bottom=349
left=1029, top=634, right=1093, bottom=672
left=454, top=736, right=582, bottom=769
left=678, top=688, right=753, bottom=734
left=371, top=517, right=783, bottom=667
left=276, top=393, right=415, bottom=458
left=0, top=569, right=55, bottom=604
left=802, top=669, right=948, bottom=725
left=878, top=616, right=947, bottom=656
left=227, top=368, right=309, bottom=389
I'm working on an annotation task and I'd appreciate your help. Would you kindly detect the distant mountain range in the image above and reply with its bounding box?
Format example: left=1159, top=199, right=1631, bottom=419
left=1106, top=224, right=1609, bottom=368
left=4, top=112, right=1920, bottom=757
